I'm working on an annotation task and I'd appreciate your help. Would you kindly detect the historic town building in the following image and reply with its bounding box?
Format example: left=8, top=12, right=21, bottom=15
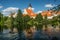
left=9, top=4, right=60, bottom=19
left=23, top=4, right=36, bottom=18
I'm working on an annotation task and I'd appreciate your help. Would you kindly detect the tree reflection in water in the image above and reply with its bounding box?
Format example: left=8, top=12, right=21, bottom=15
left=22, top=26, right=60, bottom=40
left=2, top=27, right=60, bottom=40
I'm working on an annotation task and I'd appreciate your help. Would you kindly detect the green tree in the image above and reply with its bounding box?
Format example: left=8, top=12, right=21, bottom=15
left=52, top=15, right=60, bottom=28
left=35, top=13, right=43, bottom=30
left=0, top=12, right=3, bottom=33
left=42, top=15, right=49, bottom=31
left=5, top=17, right=11, bottom=28
left=51, top=16, right=58, bottom=28
left=28, top=18, right=36, bottom=28
left=15, top=9, right=23, bottom=39
left=3, top=16, right=8, bottom=29
left=23, top=15, right=31, bottom=30
left=51, top=4, right=60, bottom=29
left=10, top=13, right=15, bottom=33
left=51, top=5, right=60, bottom=16
left=57, top=15, right=60, bottom=28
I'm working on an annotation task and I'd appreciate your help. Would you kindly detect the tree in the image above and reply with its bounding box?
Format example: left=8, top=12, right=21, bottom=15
left=57, top=15, right=60, bottom=28
left=15, top=9, right=23, bottom=39
left=0, top=12, right=3, bottom=33
left=35, top=13, right=43, bottom=30
left=51, top=16, right=58, bottom=28
left=42, top=15, right=48, bottom=31
left=23, top=15, right=31, bottom=30
left=52, top=5, right=60, bottom=14
left=3, top=16, right=8, bottom=29
left=51, top=5, right=60, bottom=27
left=5, top=13, right=15, bottom=33
left=5, top=17, right=11, bottom=29
left=10, top=13, right=15, bottom=33
left=52, top=15, right=60, bottom=28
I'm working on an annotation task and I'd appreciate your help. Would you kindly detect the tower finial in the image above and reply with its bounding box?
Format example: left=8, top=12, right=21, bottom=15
left=29, top=3, right=32, bottom=7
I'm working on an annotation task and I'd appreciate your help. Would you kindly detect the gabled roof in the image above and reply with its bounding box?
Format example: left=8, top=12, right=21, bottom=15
left=41, top=10, right=52, bottom=17
left=26, top=9, right=36, bottom=17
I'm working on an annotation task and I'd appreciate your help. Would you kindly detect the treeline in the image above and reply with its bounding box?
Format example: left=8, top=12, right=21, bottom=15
left=0, top=5, right=60, bottom=35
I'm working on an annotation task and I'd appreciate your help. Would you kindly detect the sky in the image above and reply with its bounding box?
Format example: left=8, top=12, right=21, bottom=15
left=0, top=0, right=60, bottom=15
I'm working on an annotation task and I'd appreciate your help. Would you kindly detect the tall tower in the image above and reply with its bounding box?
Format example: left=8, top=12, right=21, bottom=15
left=23, top=3, right=36, bottom=18
left=28, top=3, right=32, bottom=10
left=28, top=3, right=32, bottom=8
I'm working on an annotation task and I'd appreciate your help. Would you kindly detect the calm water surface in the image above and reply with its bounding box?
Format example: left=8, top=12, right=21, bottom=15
left=1, top=28, right=60, bottom=40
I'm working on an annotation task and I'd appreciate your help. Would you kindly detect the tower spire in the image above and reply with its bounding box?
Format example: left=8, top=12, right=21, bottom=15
left=29, top=3, right=32, bottom=7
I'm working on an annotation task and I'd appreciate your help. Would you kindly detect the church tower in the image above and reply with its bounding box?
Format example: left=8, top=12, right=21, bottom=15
left=28, top=3, right=32, bottom=7
left=23, top=3, right=36, bottom=18
left=28, top=3, right=32, bottom=10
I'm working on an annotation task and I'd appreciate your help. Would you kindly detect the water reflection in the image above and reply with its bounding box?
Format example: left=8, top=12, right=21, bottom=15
left=22, top=26, right=60, bottom=40
left=2, top=26, right=60, bottom=40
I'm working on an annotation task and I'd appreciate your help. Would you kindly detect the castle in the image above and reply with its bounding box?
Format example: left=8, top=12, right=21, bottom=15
left=23, top=4, right=36, bottom=18
left=9, top=4, right=60, bottom=19
left=23, top=4, right=60, bottom=19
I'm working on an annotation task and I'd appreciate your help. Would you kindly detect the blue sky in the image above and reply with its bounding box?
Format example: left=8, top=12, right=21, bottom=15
left=0, top=0, right=60, bottom=15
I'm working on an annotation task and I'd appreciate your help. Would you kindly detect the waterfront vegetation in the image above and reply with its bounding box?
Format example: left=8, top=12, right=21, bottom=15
left=0, top=4, right=60, bottom=40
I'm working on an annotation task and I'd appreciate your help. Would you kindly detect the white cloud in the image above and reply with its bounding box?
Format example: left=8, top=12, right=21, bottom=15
left=45, top=4, right=56, bottom=8
left=37, top=11, right=42, bottom=14
left=3, top=7, right=19, bottom=12
left=0, top=6, right=3, bottom=8
left=2, top=7, right=19, bottom=16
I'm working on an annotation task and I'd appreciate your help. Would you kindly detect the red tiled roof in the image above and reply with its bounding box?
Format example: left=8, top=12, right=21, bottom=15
left=26, top=9, right=36, bottom=17
left=41, top=10, right=52, bottom=16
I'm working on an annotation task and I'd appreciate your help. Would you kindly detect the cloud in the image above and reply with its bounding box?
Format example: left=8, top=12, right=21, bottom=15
left=3, top=7, right=19, bottom=12
left=2, top=7, right=19, bottom=16
left=0, top=6, right=3, bottom=8
left=45, top=4, right=56, bottom=8
left=37, top=11, right=42, bottom=14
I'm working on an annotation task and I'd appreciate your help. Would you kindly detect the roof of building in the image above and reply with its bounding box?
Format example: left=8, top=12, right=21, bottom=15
left=25, top=9, right=36, bottom=17
left=41, top=10, right=53, bottom=17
